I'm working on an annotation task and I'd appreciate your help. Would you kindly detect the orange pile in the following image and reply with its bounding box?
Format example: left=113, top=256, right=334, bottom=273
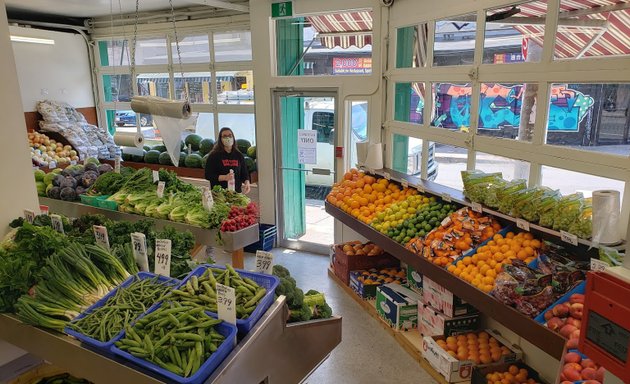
left=326, top=169, right=416, bottom=224
left=447, top=232, right=542, bottom=293
left=485, top=365, right=540, bottom=384
left=435, top=331, right=513, bottom=365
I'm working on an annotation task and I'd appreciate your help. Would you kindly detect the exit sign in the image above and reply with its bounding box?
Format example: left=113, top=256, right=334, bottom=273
left=271, top=1, right=293, bottom=18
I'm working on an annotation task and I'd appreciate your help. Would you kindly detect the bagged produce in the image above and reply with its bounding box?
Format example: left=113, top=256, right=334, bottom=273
left=483, top=178, right=508, bottom=209
left=552, top=193, right=584, bottom=232
left=568, top=197, right=592, bottom=238
left=497, top=179, right=528, bottom=214
left=521, top=187, right=556, bottom=223
left=461, top=170, right=503, bottom=203
left=510, top=187, right=537, bottom=218
left=538, top=191, right=563, bottom=227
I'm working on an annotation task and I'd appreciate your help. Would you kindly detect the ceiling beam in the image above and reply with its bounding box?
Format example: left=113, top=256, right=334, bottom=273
left=185, top=0, right=249, bottom=13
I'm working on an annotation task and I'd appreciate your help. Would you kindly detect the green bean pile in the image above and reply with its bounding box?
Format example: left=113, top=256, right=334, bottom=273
left=115, top=301, right=226, bottom=378
left=68, top=276, right=173, bottom=342
left=168, top=265, right=267, bottom=319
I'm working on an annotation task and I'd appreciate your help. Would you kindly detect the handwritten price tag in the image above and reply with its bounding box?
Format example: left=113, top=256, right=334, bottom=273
left=23, top=209, right=36, bottom=224
left=202, top=187, right=214, bottom=211
left=516, top=219, right=530, bottom=231
left=152, top=170, right=160, bottom=183
left=50, top=214, right=64, bottom=234
left=401, top=180, right=409, bottom=189
left=157, top=181, right=165, bottom=198
left=216, top=282, right=237, bottom=324
left=471, top=202, right=483, bottom=213
left=187, top=144, right=192, bottom=156
left=384, top=172, right=391, bottom=180
left=154, top=239, right=171, bottom=277
left=39, top=205, right=49, bottom=215
left=114, top=156, right=121, bottom=174
left=590, top=258, right=609, bottom=272
left=131, top=232, right=149, bottom=272
left=441, top=193, right=452, bottom=203
left=560, top=230, right=578, bottom=246
left=93, top=225, right=110, bottom=250
left=255, top=251, right=274, bottom=274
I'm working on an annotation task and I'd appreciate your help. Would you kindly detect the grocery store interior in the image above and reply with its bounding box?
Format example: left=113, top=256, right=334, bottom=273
left=1, top=0, right=629, bottom=383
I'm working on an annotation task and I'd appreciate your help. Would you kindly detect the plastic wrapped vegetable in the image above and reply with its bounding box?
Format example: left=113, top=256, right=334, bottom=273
left=483, top=178, right=508, bottom=209
left=510, top=187, right=537, bottom=218
left=552, top=193, right=584, bottom=231
left=568, top=197, right=592, bottom=238
left=538, top=191, right=562, bottom=227
left=461, top=171, right=503, bottom=203
left=521, top=187, right=556, bottom=223
left=497, top=179, right=528, bottom=214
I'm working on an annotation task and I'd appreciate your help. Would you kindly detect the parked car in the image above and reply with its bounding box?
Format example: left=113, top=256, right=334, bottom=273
left=115, top=110, right=153, bottom=127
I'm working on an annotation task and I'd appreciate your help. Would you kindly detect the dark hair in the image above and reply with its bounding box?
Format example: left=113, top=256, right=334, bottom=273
left=210, top=127, right=240, bottom=155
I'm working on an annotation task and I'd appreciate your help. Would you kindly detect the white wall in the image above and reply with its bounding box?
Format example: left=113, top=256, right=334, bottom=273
left=9, top=25, right=93, bottom=112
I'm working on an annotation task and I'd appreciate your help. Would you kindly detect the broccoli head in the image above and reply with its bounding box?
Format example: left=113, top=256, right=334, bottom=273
left=275, top=278, right=304, bottom=308
left=272, top=264, right=291, bottom=279
left=289, top=302, right=312, bottom=322
left=304, top=291, right=332, bottom=319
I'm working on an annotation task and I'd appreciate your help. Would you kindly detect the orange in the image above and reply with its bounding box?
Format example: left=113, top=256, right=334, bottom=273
left=508, top=365, right=519, bottom=376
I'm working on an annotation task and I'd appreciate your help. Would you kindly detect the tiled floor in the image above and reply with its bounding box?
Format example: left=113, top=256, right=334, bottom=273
left=213, top=248, right=437, bottom=384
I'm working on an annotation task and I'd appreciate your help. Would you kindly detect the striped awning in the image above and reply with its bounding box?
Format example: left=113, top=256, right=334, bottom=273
left=508, top=1, right=630, bottom=59
left=307, top=11, right=373, bottom=49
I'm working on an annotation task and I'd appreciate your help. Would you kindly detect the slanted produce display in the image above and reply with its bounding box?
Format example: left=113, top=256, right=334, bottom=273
left=34, top=158, right=115, bottom=201
left=272, top=265, right=333, bottom=323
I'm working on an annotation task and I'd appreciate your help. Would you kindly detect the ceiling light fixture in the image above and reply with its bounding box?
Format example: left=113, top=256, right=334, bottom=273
left=10, top=35, right=55, bottom=45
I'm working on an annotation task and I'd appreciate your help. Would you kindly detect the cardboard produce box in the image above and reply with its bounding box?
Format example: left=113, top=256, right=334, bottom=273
left=332, top=242, right=399, bottom=285
left=423, top=276, right=478, bottom=317
left=376, top=283, right=422, bottom=331
left=422, top=329, right=523, bottom=383
left=349, top=268, right=407, bottom=299
left=419, top=301, right=481, bottom=337
left=406, top=264, right=423, bottom=294
left=471, top=361, right=543, bottom=384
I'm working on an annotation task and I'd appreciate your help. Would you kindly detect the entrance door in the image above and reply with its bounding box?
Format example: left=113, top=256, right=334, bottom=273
left=273, top=89, right=337, bottom=254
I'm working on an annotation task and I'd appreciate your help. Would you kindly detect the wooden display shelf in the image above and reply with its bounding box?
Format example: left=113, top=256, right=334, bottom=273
left=102, top=159, right=205, bottom=179
left=325, top=201, right=567, bottom=358
left=327, top=267, right=448, bottom=384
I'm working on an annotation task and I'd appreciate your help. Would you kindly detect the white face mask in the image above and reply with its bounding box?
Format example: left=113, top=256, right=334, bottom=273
left=222, top=137, right=234, bottom=147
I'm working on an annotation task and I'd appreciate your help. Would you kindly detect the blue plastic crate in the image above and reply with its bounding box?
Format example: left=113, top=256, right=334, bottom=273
left=534, top=280, right=586, bottom=324
left=111, top=304, right=237, bottom=384
left=244, top=224, right=277, bottom=253
left=64, top=272, right=179, bottom=352
left=178, top=264, right=280, bottom=335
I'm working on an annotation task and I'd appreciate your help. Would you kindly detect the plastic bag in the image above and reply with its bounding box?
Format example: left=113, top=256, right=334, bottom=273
left=461, top=170, right=503, bottom=203
left=538, top=191, right=562, bottom=227
left=497, top=179, right=528, bottom=214
left=568, top=197, right=592, bottom=238
left=521, top=187, right=556, bottom=223
left=483, top=178, right=508, bottom=209
left=552, top=193, right=584, bottom=231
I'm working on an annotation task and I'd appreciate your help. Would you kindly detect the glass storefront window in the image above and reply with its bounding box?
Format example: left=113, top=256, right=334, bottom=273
left=475, top=152, right=530, bottom=181
left=103, top=74, right=132, bottom=102
left=218, top=113, right=256, bottom=145
left=395, top=82, right=425, bottom=125
left=136, top=73, right=171, bottom=98
left=98, top=40, right=131, bottom=67
left=431, top=82, right=472, bottom=130
left=214, top=31, right=253, bottom=62
left=171, top=34, right=210, bottom=63
left=174, top=72, right=212, bottom=103
left=135, top=37, right=169, bottom=65
left=433, top=13, right=476, bottom=67
left=541, top=165, right=624, bottom=197
left=216, top=70, right=254, bottom=105
left=433, top=143, right=467, bottom=190
left=396, top=23, right=429, bottom=68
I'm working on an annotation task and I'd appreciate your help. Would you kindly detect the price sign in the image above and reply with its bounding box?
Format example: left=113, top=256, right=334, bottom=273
left=471, top=202, right=483, bottom=213
left=216, top=282, right=237, bottom=324
left=23, top=209, right=36, bottom=224
left=202, top=187, right=214, bottom=211
left=384, top=172, right=391, bottom=181
left=441, top=193, right=452, bottom=203
left=157, top=181, right=165, bottom=198
left=187, top=144, right=192, bottom=156
left=401, top=180, right=409, bottom=189
left=154, top=239, right=171, bottom=277
left=441, top=217, right=452, bottom=227
left=48, top=161, right=57, bottom=169
left=93, top=225, right=110, bottom=250
left=590, top=258, right=609, bottom=272
left=79, top=153, right=85, bottom=162
left=39, top=205, right=49, bottom=215
left=255, top=251, right=274, bottom=274
left=114, top=156, right=121, bottom=174
left=516, top=218, right=530, bottom=231
left=560, top=230, right=579, bottom=246
left=50, top=214, right=64, bottom=234
left=131, top=232, right=149, bottom=272
left=417, top=185, right=425, bottom=194
left=70, top=160, right=77, bottom=166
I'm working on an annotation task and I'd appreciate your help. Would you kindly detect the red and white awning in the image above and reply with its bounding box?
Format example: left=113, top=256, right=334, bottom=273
left=513, top=0, right=630, bottom=59
left=307, top=11, right=373, bottom=49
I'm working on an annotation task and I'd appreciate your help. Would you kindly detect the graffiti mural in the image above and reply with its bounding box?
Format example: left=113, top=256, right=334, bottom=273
left=431, top=83, right=594, bottom=132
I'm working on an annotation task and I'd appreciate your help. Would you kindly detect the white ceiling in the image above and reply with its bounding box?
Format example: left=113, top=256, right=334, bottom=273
left=4, top=0, right=236, bottom=18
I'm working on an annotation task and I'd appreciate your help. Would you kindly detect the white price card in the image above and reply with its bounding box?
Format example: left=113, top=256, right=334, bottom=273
left=471, top=202, right=483, bottom=213
left=114, top=156, right=121, bottom=174
left=216, top=283, right=237, bottom=324
left=23, top=209, right=36, bottom=224
left=417, top=185, right=425, bottom=194
left=590, top=258, right=609, bottom=272
left=93, top=225, right=110, bottom=250
left=401, top=180, right=409, bottom=189
left=157, top=181, right=165, bottom=198
left=131, top=232, right=149, bottom=272
left=560, top=230, right=579, bottom=246
left=79, top=153, right=85, bottom=162
left=152, top=170, right=160, bottom=183
left=441, top=217, right=452, bottom=227
left=442, top=193, right=452, bottom=203
left=187, top=144, right=192, bottom=156
left=255, top=251, right=274, bottom=274
left=70, top=160, right=77, bottom=166
left=50, top=214, right=64, bottom=234
left=384, top=172, right=391, bottom=180
left=154, top=239, right=172, bottom=277
left=202, top=187, right=214, bottom=211
left=48, top=161, right=57, bottom=169
left=516, top=218, right=530, bottom=231
left=39, top=205, right=49, bottom=215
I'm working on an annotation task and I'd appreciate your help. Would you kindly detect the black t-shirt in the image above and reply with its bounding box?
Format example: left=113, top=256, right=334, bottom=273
left=204, top=150, right=249, bottom=193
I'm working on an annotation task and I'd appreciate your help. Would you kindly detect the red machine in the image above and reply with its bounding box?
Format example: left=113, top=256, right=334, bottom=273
left=578, top=270, right=630, bottom=383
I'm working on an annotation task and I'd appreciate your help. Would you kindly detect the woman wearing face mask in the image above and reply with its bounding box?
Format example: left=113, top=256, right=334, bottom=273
left=204, top=127, right=251, bottom=194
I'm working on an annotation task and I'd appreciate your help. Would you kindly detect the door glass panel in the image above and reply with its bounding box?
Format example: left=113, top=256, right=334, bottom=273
left=278, top=95, right=336, bottom=248
left=103, top=74, right=132, bottom=102
left=349, top=101, right=368, bottom=168
left=434, top=13, right=477, bottom=67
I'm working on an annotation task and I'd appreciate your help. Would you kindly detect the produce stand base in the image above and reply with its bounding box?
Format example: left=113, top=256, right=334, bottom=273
left=327, top=267, right=448, bottom=384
